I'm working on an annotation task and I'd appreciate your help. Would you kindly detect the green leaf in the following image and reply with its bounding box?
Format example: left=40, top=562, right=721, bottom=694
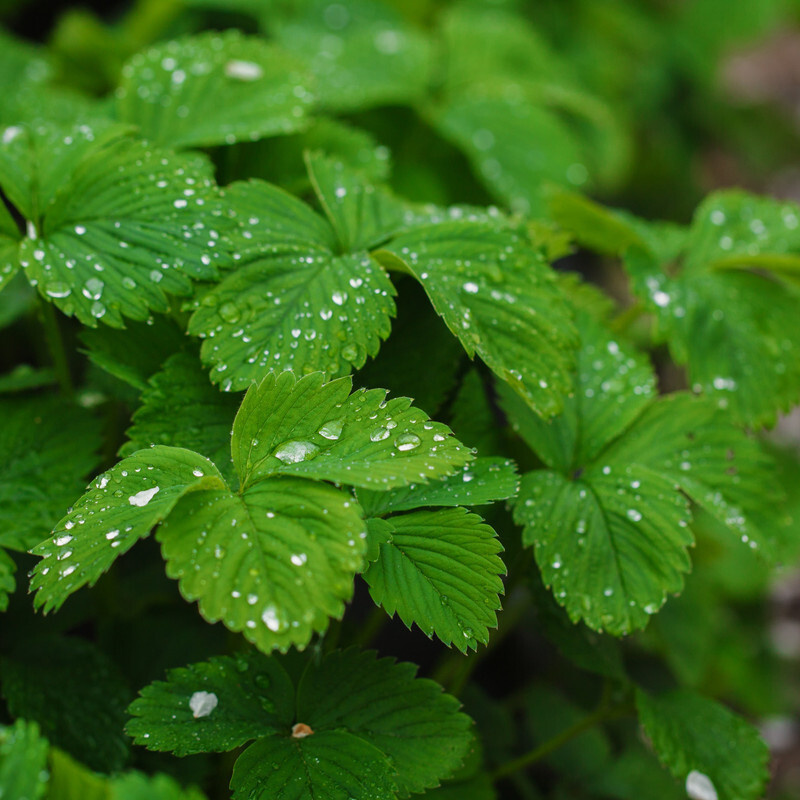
left=157, top=477, right=366, bottom=653
left=297, top=648, right=471, bottom=795
left=636, top=689, right=769, bottom=800
left=115, top=31, right=314, bottom=149
left=266, top=0, right=432, bottom=112
left=432, top=92, right=585, bottom=217
left=0, top=636, right=130, bottom=772
left=601, top=393, right=780, bottom=558
left=0, top=395, right=101, bottom=552
left=0, top=719, right=48, bottom=800
left=0, top=550, right=15, bottom=612
left=129, top=648, right=471, bottom=798
left=80, top=316, right=187, bottom=392
left=365, top=517, right=393, bottom=563
left=377, top=222, right=577, bottom=417
left=0, top=122, right=227, bottom=327
left=188, top=178, right=396, bottom=389
left=126, top=652, right=295, bottom=755
left=356, top=458, right=519, bottom=517
left=514, top=467, right=692, bottom=635
left=111, top=772, right=206, bottom=800
left=231, top=733, right=395, bottom=800
left=0, top=365, right=56, bottom=394
left=449, top=370, right=504, bottom=457
left=624, top=192, right=800, bottom=425
left=231, top=371, right=471, bottom=491
left=306, top=151, right=406, bottom=252
left=498, top=312, right=656, bottom=472
left=121, top=351, right=240, bottom=483
left=48, top=748, right=112, bottom=800
left=30, top=446, right=226, bottom=613
left=363, top=508, right=505, bottom=651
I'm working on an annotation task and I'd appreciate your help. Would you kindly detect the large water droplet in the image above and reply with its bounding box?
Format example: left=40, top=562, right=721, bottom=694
left=219, top=302, right=241, bottom=323
left=45, top=282, right=71, bottom=299
left=274, top=440, right=319, bottom=464
left=318, top=418, right=344, bottom=441
left=394, top=433, right=421, bottom=451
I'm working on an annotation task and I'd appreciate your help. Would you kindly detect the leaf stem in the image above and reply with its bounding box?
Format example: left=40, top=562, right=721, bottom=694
left=489, top=698, right=632, bottom=782
left=351, top=602, right=388, bottom=649
left=37, top=297, right=74, bottom=399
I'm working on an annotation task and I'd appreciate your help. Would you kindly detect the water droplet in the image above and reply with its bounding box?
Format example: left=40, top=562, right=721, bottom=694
left=129, top=486, right=160, bottom=506
left=394, top=433, right=421, bottom=452
left=261, top=605, right=282, bottom=631
left=686, top=770, right=718, bottom=800
left=218, top=302, right=240, bottom=323
left=225, top=59, right=264, bottom=81
left=318, top=419, right=344, bottom=440
left=291, top=553, right=307, bottom=566
left=45, top=282, right=71, bottom=299
left=370, top=426, right=390, bottom=442
left=274, top=440, right=319, bottom=464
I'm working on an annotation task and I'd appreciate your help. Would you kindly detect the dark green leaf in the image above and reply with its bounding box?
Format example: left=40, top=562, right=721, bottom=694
left=636, top=689, right=769, bottom=800
left=30, top=446, right=226, bottom=613
left=363, top=508, right=505, bottom=651
left=157, top=477, right=366, bottom=653
left=112, top=772, right=206, bottom=800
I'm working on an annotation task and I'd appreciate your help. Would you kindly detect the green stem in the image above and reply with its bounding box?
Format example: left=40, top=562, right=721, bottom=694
left=352, top=603, right=389, bottom=649
left=37, top=297, right=73, bottom=399
left=489, top=700, right=632, bottom=783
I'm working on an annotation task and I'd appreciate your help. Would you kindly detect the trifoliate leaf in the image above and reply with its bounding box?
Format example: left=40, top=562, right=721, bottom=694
left=80, top=316, right=187, bottom=391
left=305, top=151, right=406, bottom=252
left=121, top=351, right=240, bottom=483
left=601, top=393, right=780, bottom=558
left=498, top=312, right=656, bottom=472
left=188, top=179, right=396, bottom=389
left=231, top=371, right=471, bottom=491
left=624, top=191, right=800, bottom=425
left=0, top=636, right=130, bottom=772
left=0, top=122, right=227, bottom=327
left=126, top=653, right=295, bottom=755
left=112, top=772, right=206, bottom=800
left=232, top=734, right=395, bottom=800
left=515, top=467, right=692, bottom=635
left=115, top=31, right=314, bottom=149
left=377, top=222, right=577, bottom=417
left=0, top=395, right=101, bottom=552
left=357, top=458, right=519, bottom=517
left=0, top=719, right=48, bottom=800
left=363, top=508, right=505, bottom=651
left=297, top=648, right=471, bottom=795
left=129, top=648, right=471, bottom=799
left=266, top=0, right=432, bottom=112
left=157, top=477, right=366, bottom=653
left=636, top=689, right=769, bottom=800
left=30, top=446, right=226, bottom=613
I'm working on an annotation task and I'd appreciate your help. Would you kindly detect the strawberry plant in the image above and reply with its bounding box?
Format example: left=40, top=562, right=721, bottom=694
left=2, top=0, right=800, bottom=798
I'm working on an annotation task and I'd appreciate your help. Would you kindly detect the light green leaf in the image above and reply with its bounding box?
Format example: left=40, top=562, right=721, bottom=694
left=157, top=477, right=366, bottom=653
left=30, top=446, right=226, bottom=614
left=121, top=351, right=240, bottom=483
left=116, top=31, right=314, bottom=149
left=0, top=719, right=48, bottom=800
left=514, top=468, right=692, bottom=635
left=363, top=508, right=505, bottom=651
left=126, top=652, right=295, bottom=755
left=636, top=689, right=769, bottom=800
left=297, top=648, right=471, bottom=795
left=0, top=395, right=101, bottom=553
left=432, top=92, right=585, bottom=217
left=231, top=371, right=471, bottom=491
left=190, top=249, right=395, bottom=390
left=0, top=636, right=130, bottom=772
left=306, top=151, right=406, bottom=252
left=365, top=517, right=393, bottom=563
left=231, top=733, right=395, bottom=800
left=48, top=748, right=112, bottom=800
left=356, top=458, right=519, bottom=517
left=267, top=0, right=432, bottom=112
left=0, top=122, right=227, bottom=327
left=498, top=311, right=656, bottom=472
left=112, top=772, right=206, bottom=800
left=601, top=393, right=780, bottom=558
left=129, top=648, right=471, bottom=798
left=377, top=222, right=577, bottom=417
left=80, top=316, right=187, bottom=391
